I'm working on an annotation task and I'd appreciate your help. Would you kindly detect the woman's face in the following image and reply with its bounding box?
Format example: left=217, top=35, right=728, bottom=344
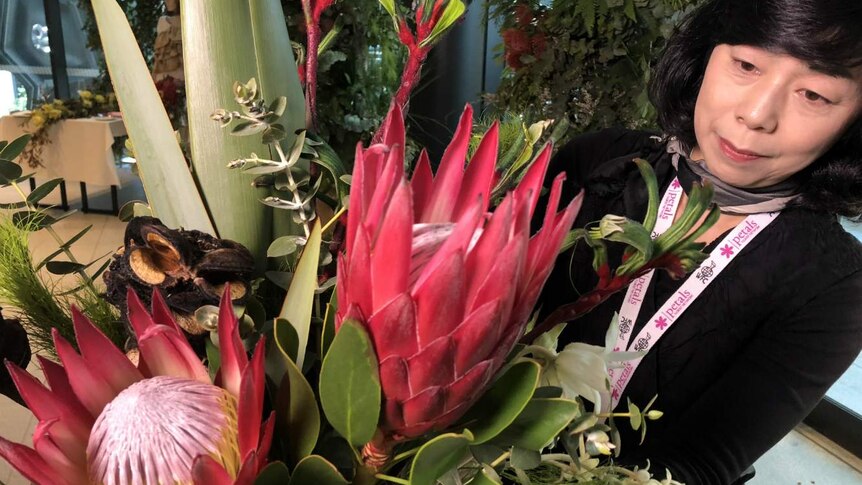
left=691, top=44, right=862, bottom=188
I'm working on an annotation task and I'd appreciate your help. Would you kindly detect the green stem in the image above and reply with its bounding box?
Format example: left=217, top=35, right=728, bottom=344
left=274, top=143, right=312, bottom=239
left=321, top=205, right=346, bottom=234
left=11, top=180, right=99, bottom=296
left=374, top=474, right=409, bottom=484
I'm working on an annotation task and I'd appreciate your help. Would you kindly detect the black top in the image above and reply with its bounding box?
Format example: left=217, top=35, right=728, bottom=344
left=538, top=128, right=862, bottom=484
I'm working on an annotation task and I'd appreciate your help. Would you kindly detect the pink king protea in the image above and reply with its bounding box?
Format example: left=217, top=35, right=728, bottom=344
left=0, top=286, right=273, bottom=485
left=336, top=104, right=583, bottom=461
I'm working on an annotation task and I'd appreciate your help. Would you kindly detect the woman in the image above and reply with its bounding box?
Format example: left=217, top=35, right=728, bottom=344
left=540, top=0, right=862, bottom=483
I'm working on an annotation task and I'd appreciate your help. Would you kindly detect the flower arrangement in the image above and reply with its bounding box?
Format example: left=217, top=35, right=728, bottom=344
left=18, top=90, right=119, bottom=168
left=0, top=0, right=717, bottom=483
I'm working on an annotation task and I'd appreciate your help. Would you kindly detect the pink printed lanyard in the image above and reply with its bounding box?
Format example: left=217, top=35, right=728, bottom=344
left=605, top=178, right=779, bottom=411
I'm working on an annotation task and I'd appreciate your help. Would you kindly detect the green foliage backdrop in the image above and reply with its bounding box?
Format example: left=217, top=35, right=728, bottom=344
left=487, top=0, right=703, bottom=140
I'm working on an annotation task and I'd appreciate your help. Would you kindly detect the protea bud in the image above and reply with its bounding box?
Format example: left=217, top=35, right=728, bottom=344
left=336, top=103, right=582, bottom=459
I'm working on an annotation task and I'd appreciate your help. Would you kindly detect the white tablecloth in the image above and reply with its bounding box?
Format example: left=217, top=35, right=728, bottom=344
left=0, top=115, right=126, bottom=187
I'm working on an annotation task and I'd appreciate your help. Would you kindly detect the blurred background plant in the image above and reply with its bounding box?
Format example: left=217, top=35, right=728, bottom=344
left=485, top=0, right=702, bottom=145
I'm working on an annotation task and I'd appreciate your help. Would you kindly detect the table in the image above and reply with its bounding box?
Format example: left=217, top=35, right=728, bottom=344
left=0, top=115, right=127, bottom=214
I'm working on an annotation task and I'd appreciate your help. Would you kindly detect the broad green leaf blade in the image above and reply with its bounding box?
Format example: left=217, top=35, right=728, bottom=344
left=278, top=220, right=321, bottom=369
left=92, top=0, right=214, bottom=234
left=410, top=430, right=474, bottom=485
left=26, top=178, right=63, bottom=205
left=274, top=318, right=300, bottom=364
left=378, top=0, right=397, bottom=19
left=254, top=461, right=291, bottom=484
left=0, top=134, right=30, bottom=161
left=319, top=320, right=380, bottom=448
left=288, top=455, right=348, bottom=485
left=461, top=360, right=540, bottom=445
left=181, top=0, right=276, bottom=260
left=466, top=466, right=503, bottom=485
left=320, top=286, right=337, bottom=358
left=274, top=353, right=321, bottom=466
left=493, top=398, right=580, bottom=451
left=509, top=446, right=541, bottom=470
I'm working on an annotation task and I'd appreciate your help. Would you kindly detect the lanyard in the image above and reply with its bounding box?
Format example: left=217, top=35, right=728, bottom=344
left=605, top=178, right=779, bottom=411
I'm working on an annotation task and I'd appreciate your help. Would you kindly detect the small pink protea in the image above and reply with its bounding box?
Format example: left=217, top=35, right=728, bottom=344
left=337, top=104, right=582, bottom=456
left=0, top=287, right=273, bottom=485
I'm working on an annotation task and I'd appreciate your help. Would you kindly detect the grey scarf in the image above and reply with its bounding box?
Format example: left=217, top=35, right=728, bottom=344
left=666, top=137, right=799, bottom=214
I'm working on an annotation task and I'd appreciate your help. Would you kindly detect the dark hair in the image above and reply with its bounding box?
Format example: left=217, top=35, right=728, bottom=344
left=648, top=0, right=862, bottom=218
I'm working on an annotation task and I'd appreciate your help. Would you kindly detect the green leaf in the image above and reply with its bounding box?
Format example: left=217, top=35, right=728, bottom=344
left=26, top=178, right=63, bottom=205
left=321, top=286, right=337, bottom=358
left=274, top=318, right=300, bottom=364
left=0, top=134, right=30, bottom=161
left=45, top=261, right=87, bottom=275
left=466, top=466, right=503, bottom=485
left=92, top=0, right=214, bottom=234
left=288, top=455, right=347, bottom=485
left=0, top=159, right=23, bottom=182
left=269, top=96, right=287, bottom=118
left=278, top=219, right=321, bottom=369
left=205, top=337, right=222, bottom=380
left=409, top=430, right=474, bottom=485
left=576, top=0, right=597, bottom=36
left=231, top=121, right=268, bottom=136
left=319, top=320, right=380, bottom=448
left=254, top=461, right=291, bottom=484
left=118, top=201, right=152, bottom=222
left=88, top=257, right=114, bottom=281
left=420, top=0, right=467, bottom=48
left=509, top=446, right=541, bottom=470
left=461, top=360, right=540, bottom=444
left=628, top=399, right=642, bottom=431
left=493, top=398, right=580, bottom=451
left=0, top=201, right=28, bottom=210
left=378, top=0, right=398, bottom=20
left=267, top=235, right=301, bottom=258
left=12, top=210, right=55, bottom=231
left=273, top=351, right=321, bottom=466
left=624, top=0, right=637, bottom=21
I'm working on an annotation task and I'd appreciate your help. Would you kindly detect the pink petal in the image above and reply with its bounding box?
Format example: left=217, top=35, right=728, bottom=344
left=150, top=288, right=182, bottom=332
left=31, top=422, right=88, bottom=483
left=383, top=399, right=405, bottom=431
left=234, top=452, right=260, bottom=485
left=237, top=339, right=266, bottom=457
left=371, top=182, right=413, bottom=310
left=37, top=356, right=90, bottom=419
left=410, top=150, right=433, bottom=220
left=192, top=455, right=234, bottom=485
left=464, top=195, right=513, bottom=307
left=126, top=287, right=156, bottom=338
left=467, top=235, right=526, bottom=328
left=346, top=226, right=373, bottom=320
left=379, top=356, right=410, bottom=401
left=217, top=284, right=248, bottom=399
left=364, top=146, right=404, bottom=241
left=70, top=306, right=142, bottom=394
left=382, top=102, right=406, bottom=149
left=453, top=121, right=499, bottom=220
left=368, top=293, right=418, bottom=361
left=444, top=360, right=492, bottom=413
left=413, top=200, right=481, bottom=291
left=401, top=386, right=445, bottom=429
left=137, top=326, right=209, bottom=382
left=452, top=300, right=504, bottom=375
left=52, top=329, right=115, bottom=417
left=412, top=252, right=466, bottom=347
left=6, top=363, right=92, bottom=460
left=407, top=336, right=454, bottom=392
left=346, top=142, right=367, bottom=253
left=0, top=436, right=71, bottom=485
left=256, top=412, right=276, bottom=472
left=512, top=143, right=552, bottom=226
left=421, top=104, right=473, bottom=223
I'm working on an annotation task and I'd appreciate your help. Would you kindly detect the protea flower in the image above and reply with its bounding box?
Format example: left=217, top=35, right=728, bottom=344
left=336, top=104, right=582, bottom=462
left=0, top=286, right=273, bottom=485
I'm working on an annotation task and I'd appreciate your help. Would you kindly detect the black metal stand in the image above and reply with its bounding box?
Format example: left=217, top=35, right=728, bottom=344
left=79, top=181, right=120, bottom=215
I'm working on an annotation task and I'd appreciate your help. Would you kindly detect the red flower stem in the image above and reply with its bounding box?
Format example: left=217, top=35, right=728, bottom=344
left=371, top=48, right=427, bottom=144
left=301, top=0, right=321, bottom=131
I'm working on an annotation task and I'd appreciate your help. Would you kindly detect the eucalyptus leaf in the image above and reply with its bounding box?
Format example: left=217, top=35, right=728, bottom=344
left=269, top=96, right=287, bottom=118
left=0, top=159, right=23, bottom=182
left=628, top=400, right=643, bottom=431
left=12, top=211, right=55, bottom=231
left=0, top=134, right=30, bottom=161
left=45, top=261, right=88, bottom=276
left=265, top=270, right=294, bottom=290
left=26, top=178, right=63, bottom=205
left=88, top=257, right=114, bottom=281
left=267, top=235, right=302, bottom=258
left=461, top=360, right=540, bottom=444
left=231, top=121, right=268, bottom=136
left=319, top=320, right=380, bottom=447
left=409, top=430, right=474, bottom=485
left=288, top=455, right=347, bottom=485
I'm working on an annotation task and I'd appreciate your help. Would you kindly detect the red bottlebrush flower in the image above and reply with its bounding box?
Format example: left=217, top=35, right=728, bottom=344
left=514, top=3, right=534, bottom=28
left=506, top=51, right=525, bottom=70
left=502, top=28, right=531, bottom=56
left=337, top=104, right=583, bottom=454
left=531, top=32, right=548, bottom=57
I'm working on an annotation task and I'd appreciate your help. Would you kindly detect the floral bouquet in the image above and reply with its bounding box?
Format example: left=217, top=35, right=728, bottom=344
left=0, top=0, right=716, bottom=483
